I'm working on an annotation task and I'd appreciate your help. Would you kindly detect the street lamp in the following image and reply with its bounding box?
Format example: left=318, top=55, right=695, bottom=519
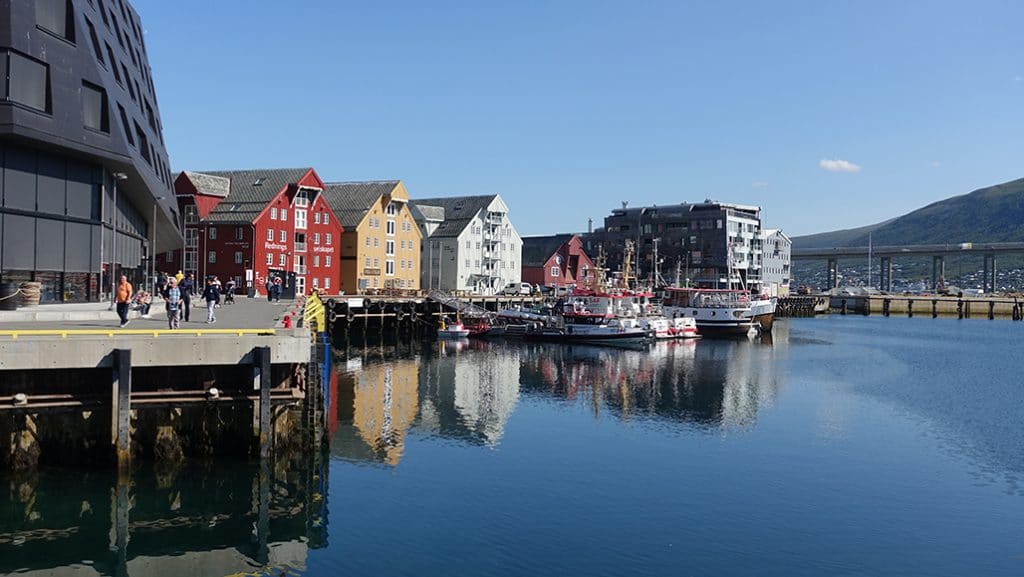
left=108, top=172, right=128, bottom=309
left=151, top=196, right=165, bottom=294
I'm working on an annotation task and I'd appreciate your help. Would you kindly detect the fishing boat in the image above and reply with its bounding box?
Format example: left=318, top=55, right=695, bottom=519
left=668, top=316, right=700, bottom=339
left=523, top=300, right=651, bottom=346
left=437, top=317, right=470, bottom=339
left=662, top=287, right=775, bottom=336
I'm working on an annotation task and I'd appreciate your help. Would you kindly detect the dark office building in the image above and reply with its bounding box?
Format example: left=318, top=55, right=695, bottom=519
left=1, top=0, right=180, bottom=303
left=583, top=200, right=764, bottom=291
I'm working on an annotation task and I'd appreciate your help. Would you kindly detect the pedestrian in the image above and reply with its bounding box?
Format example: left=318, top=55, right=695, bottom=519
left=265, top=276, right=274, bottom=303
left=203, top=278, right=220, bottom=323
left=115, top=275, right=133, bottom=328
left=180, top=272, right=195, bottom=322
left=175, top=269, right=184, bottom=284
left=224, top=279, right=236, bottom=304
left=272, top=276, right=282, bottom=303
left=155, top=272, right=167, bottom=299
left=212, top=276, right=222, bottom=307
left=165, top=278, right=181, bottom=329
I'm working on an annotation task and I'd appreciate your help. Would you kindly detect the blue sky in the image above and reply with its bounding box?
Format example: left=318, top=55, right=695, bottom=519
left=138, top=0, right=1023, bottom=237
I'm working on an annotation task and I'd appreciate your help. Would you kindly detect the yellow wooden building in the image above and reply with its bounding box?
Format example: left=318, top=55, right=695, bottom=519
left=323, top=181, right=422, bottom=293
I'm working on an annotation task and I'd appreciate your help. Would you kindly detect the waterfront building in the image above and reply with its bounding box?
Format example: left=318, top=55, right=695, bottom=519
left=761, top=228, right=791, bottom=297
left=321, top=180, right=421, bottom=293
left=583, top=200, right=763, bottom=292
left=410, top=195, right=522, bottom=295
left=521, top=234, right=596, bottom=289
left=0, top=0, right=180, bottom=302
left=168, top=168, right=343, bottom=296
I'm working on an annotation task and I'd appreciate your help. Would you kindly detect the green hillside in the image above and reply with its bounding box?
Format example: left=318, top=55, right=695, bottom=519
left=793, top=177, right=1024, bottom=248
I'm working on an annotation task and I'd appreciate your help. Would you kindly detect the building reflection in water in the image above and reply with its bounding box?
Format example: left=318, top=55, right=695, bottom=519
left=0, top=456, right=327, bottom=577
left=332, top=323, right=789, bottom=465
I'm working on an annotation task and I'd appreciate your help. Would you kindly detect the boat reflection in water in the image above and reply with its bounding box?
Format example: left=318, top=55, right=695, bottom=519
left=0, top=458, right=327, bottom=577
left=331, top=323, right=789, bottom=467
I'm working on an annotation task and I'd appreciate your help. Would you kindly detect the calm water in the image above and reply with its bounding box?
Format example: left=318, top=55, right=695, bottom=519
left=3, top=317, right=1024, bottom=576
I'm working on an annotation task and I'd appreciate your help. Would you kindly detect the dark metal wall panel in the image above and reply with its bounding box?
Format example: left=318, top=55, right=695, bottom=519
left=37, top=153, right=67, bottom=215
left=66, top=158, right=95, bottom=219
left=3, top=146, right=37, bottom=211
left=65, top=221, right=94, bottom=272
left=35, top=217, right=65, bottom=270
left=2, top=214, right=35, bottom=269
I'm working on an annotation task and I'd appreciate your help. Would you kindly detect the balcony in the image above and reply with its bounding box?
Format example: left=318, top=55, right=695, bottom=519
left=293, top=265, right=307, bottom=275
left=363, top=268, right=381, bottom=276
left=294, top=242, right=307, bottom=252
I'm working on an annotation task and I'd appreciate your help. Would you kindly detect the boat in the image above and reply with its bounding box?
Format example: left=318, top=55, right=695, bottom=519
left=667, top=316, right=700, bottom=339
left=662, top=287, right=775, bottom=336
left=437, top=317, right=470, bottom=339
left=523, top=300, right=651, bottom=346
left=461, top=316, right=493, bottom=337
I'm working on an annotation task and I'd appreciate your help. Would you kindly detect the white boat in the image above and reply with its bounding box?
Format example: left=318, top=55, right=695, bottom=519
left=662, top=287, right=775, bottom=336
left=668, top=316, right=700, bottom=339
left=437, top=319, right=470, bottom=339
left=524, top=308, right=650, bottom=346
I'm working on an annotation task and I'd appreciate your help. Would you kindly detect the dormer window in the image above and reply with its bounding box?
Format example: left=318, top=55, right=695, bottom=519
left=386, top=202, right=397, bottom=216
left=295, top=188, right=313, bottom=208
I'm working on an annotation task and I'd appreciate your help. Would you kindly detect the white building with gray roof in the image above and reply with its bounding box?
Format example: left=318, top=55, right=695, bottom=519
left=410, top=195, right=522, bottom=295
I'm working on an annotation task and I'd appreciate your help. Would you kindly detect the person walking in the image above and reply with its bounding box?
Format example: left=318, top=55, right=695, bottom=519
left=203, top=278, right=220, bottom=323
left=165, top=278, right=181, bottom=329
left=180, top=273, right=195, bottom=322
left=155, top=272, right=167, bottom=300
left=115, top=275, right=133, bottom=328
left=272, top=276, right=283, bottom=303
left=265, top=276, right=274, bottom=303
left=224, top=279, right=236, bottom=304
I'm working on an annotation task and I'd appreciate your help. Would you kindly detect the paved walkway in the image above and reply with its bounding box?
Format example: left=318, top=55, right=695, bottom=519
left=0, top=295, right=302, bottom=331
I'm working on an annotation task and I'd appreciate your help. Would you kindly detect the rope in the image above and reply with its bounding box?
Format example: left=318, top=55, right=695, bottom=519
left=0, top=288, right=25, bottom=302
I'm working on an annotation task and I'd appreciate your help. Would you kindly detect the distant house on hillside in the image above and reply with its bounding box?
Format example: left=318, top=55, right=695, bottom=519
left=521, top=234, right=595, bottom=289
left=410, top=195, right=522, bottom=295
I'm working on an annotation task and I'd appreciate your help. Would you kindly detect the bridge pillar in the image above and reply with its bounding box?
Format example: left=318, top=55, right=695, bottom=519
left=983, top=254, right=997, bottom=294
left=932, top=256, right=945, bottom=291
left=880, top=257, right=892, bottom=292
left=827, top=258, right=838, bottom=290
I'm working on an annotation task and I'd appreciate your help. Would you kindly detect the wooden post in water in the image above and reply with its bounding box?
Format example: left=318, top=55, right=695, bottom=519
left=112, top=349, right=132, bottom=474
left=907, top=299, right=914, bottom=318
left=932, top=299, right=938, bottom=318
left=989, top=301, right=995, bottom=320
left=252, top=346, right=271, bottom=460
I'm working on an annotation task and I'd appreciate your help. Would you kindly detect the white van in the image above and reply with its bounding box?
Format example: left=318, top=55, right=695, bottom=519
left=501, top=282, right=533, bottom=296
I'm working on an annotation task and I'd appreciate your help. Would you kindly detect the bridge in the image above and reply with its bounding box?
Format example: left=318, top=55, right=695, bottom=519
left=791, top=242, right=1024, bottom=292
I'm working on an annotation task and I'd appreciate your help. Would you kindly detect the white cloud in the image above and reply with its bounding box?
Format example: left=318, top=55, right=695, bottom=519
left=819, top=158, right=862, bottom=173
left=752, top=181, right=768, bottom=188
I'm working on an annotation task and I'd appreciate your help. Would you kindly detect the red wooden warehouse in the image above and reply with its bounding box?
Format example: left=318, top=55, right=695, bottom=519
left=521, top=234, right=596, bottom=289
left=162, top=168, right=343, bottom=297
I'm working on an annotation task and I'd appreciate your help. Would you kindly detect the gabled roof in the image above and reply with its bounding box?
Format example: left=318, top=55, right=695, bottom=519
left=321, top=181, right=400, bottom=229
left=190, top=168, right=314, bottom=223
left=409, top=194, right=499, bottom=238
left=521, top=234, right=575, bottom=268
left=182, top=171, right=230, bottom=198
left=410, top=204, right=444, bottom=222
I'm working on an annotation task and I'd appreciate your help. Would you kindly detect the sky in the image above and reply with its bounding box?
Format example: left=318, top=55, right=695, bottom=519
left=136, top=0, right=1024, bottom=237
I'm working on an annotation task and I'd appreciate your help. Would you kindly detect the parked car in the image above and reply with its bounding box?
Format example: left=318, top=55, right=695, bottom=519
left=501, top=282, right=533, bottom=296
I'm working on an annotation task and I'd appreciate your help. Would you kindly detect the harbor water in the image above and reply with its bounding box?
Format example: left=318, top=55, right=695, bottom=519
left=3, top=316, right=1024, bottom=576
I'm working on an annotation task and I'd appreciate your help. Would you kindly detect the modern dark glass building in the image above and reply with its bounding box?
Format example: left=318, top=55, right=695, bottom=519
left=1, top=0, right=180, bottom=302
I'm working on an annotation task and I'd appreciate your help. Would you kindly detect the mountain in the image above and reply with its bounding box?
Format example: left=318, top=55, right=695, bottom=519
left=793, top=177, right=1024, bottom=248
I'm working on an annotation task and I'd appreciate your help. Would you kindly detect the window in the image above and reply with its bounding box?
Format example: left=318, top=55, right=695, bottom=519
left=551, top=266, right=560, bottom=277
left=270, top=207, right=278, bottom=220
left=326, top=233, right=332, bottom=245
left=386, top=240, right=395, bottom=256
left=234, top=251, right=243, bottom=264
left=116, top=103, right=133, bottom=145
left=312, top=277, right=319, bottom=288
left=386, top=261, right=395, bottom=276
left=365, top=257, right=371, bottom=268
left=280, top=208, right=287, bottom=221
left=85, top=18, right=104, bottom=64
left=208, top=251, right=216, bottom=263
left=373, top=237, right=379, bottom=248
left=295, top=189, right=310, bottom=207
left=134, top=120, right=150, bottom=163
left=313, top=233, right=320, bottom=245
left=235, top=227, right=244, bottom=240
left=208, top=227, right=217, bottom=240
left=123, top=63, right=135, bottom=101
left=475, top=242, right=481, bottom=250
left=373, top=258, right=379, bottom=268
left=185, top=228, right=198, bottom=248
left=386, top=220, right=395, bottom=236
left=465, top=259, right=470, bottom=268
left=5, top=52, right=50, bottom=112
left=365, top=236, right=370, bottom=247
left=295, top=209, right=307, bottom=230
left=81, top=81, right=109, bottom=132
left=325, top=256, right=332, bottom=267
left=386, top=202, right=397, bottom=216
left=266, top=253, right=273, bottom=265
left=279, top=254, right=286, bottom=267
left=279, top=230, right=286, bottom=243
left=36, top=0, right=75, bottom=42
left=323, top=213, right=329, bottom=225
left=313, top=255, right=320, bottom=267
left=266, top=229, right=274, bottom=242
left=465, top=241, right=470, bottom=248
left=314, top=212, right=321, bottom=225
left=325, top=278, right=331, bottom=289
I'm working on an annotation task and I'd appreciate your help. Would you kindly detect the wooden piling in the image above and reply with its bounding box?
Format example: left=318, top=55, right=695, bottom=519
left=112, top=348, right=132, bottom=473
left=252, top=346, right=271, bottom=460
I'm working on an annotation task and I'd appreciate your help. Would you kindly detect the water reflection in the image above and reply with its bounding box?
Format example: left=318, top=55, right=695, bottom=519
left=0, top=457, right=327, bottom=576
left=332, top=325, right=789, bottom=465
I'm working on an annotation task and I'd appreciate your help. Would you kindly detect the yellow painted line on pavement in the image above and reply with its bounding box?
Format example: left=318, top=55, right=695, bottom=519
left=0, top=329, right=277, bottom=339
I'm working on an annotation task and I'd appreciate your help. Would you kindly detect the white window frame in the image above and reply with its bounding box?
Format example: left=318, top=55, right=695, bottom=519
left=325, top=256, right=332, bottom=267
left=295, top=209, right=307, bottom=230
left=208, top=227, right=217, bottom=240
left=266, top=253, right=273, bottom=265
left=386, top=220, right=395, bottom=236
left=267, top=229, right=274, bottom=241
left=326, top=233, right=332, bottom=245
left=279, top=253, right=286, bottom=267
left=313, top=232, right=320, bottom=245
left=323, top=212, right=329, bottom=225
left=208, top=251, right=216, bottom=263
left=234, top=251, right=243, bottom=264
left=325, top=277, right=331, bottom=289
left=279, top=230, right=286, bottom=243
left=314, top=212, right=321, bottom=225
left=270, top=207, right=278, bottom=220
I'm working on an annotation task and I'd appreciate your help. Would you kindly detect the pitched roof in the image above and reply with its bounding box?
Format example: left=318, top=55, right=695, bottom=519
left=409, top=194, right=498, bottom=238
left=521, top=234, right=575, bottom=268
left=191, top=168, right=313, bottom=223
left=321, top=181, right=400, bottom=229
left=182, top=171, right=230, bottom=198
left=410, top=203, right=444, bottom=222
